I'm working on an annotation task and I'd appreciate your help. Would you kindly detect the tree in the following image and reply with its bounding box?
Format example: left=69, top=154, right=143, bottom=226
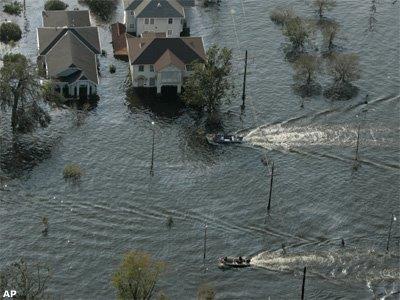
left=44, top=0, right=68, bottom=10
left=322, top=21, right=340, bottom=52
left=0, top=259, right=51, bottom=299
left=3, top=1, right=23, bottom=16
left=325, top=53, right=360, bottom=100
left=293, top=54, right=321, bottom=96
left=0, top=22, right=22, bottom=44
left=270, top=7, right=295, bottom=26
left=282, top=17, right=311, bottom=52
left=197, top=284, right=215, bottom=300
left=112, top=251, right=165, bottom=300
left=182, top=45, right=234, bottom=122
left=0, top=53, right=50, bottom=133
left=313, top=0, right=336, bottom=19
left=79, top=0, right=116, bottom=21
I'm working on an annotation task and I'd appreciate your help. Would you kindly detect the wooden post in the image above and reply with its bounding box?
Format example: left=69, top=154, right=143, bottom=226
left=267, top=162, right=274, bottom=211
left=150, top=121, right=155, bottom=176
left=241, top=50, right=248, bottom=111
left=203, top=223, right=207, bottom=261
left=301, top=266, right=306, bottom=300
left=386, top=214, right=395, bottom=252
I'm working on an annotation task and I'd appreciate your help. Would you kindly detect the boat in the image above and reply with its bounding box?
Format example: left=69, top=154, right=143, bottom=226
left=218, top=256, right=251, bottom=269
left=206, top=133, right=244, bottom=145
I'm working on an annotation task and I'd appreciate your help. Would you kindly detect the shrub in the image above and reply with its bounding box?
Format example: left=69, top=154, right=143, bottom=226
left=0, top=22, right=22, bottom=43
left=109, top=64, right=116, bottom=73
left=44, top=0, right=68, bottom=10
left=3, top=1, right=23, bottom=16
left=63, top=164, right=83, bottom=180
left=270, top=7, right=295, bottom=25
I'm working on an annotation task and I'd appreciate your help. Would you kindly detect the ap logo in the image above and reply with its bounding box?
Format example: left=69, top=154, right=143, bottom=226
left=2, top=290, right=17, bottom=298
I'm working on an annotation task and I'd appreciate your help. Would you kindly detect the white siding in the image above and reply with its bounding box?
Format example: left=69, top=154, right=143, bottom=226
left=136, top=17, right=183, bottom=37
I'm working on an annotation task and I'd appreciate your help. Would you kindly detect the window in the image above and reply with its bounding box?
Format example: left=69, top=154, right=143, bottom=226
left=145, top=18, right=149, bottom=25
left=168, top=18, right=173, bottom=24
left=138, top=65, right=144, bottom=72
left=130, top=23, right=135, bottom=28
left=167, top=30, right=173, bottom=36
left=149, top=65, right=154, bottom=72
left=149, top=78, right=155, bottom=86
left=131, top=11, right=134, bottom=15
left=150, top=18, right=154, bottom=25
left=186, top=65, right=193, bottom=71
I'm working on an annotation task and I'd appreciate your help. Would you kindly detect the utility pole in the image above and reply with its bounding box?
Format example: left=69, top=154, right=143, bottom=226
left=267, top=162, right=274, bottom=211
left=241, top=50, right=248, bottom=111
left=386, top=214, right=396, bottom=252
left=203, top=223, right=207, bottom=261
left=301, top=267, right=307, bottom=300
left=354, top=124, right=361, bottom=162
left=150, top=121, right=155, bottom=176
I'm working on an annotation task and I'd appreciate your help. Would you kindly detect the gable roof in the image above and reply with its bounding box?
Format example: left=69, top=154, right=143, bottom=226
left=124, top=0, right=142, bottom=10
left=42, top=10, right=91, bottom=27
left=37, top=27, right=101, bottom=55
left=154, top=49, right=185, bottom=71
left=44, top=31, right=99, bottom=84
left=127, top=36, right=205, bottom=68
left=132, top=0, right=184, bottom=18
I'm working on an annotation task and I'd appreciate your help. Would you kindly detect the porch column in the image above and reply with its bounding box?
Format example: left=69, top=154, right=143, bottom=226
left=177, top=85, right=182, bottom=94
left=157, top=84, right=161, bottom=94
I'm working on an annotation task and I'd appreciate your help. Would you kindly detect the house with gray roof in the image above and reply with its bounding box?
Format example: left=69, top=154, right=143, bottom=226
left=42, top=10, right=91, bottom=27
left=123, top=0, right=187, bottom=37
left=126, top=34, right=205, bottom=94
left=37, top=10, right=101, bottom=99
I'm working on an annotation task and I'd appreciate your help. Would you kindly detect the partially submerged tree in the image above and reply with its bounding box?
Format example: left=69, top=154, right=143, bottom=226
left=79, top=0, right=117, bottom=21
left=3, top=1, right=23, bottom=16
left=293, top=54, right=321, bottom=96
left=112, top=251, right=165, bottom=300
left=312, top=0, right=336, bottom=19
left=182, top=45, right=234, bottom=125
left=197, top=283, right=216, bottom=300
left=282, top=17, right=312, bottom=53
left=0, top=22, right=22, bottom=44
left=270, top=7, right=295, bottom=26
left=325, top=53, right=360, bottom=100
left=0, top=259, right=51, bottom=299
left=321, top=21, right=340, bottom=52
left=0, top=53, right=50, bottom=133
left=44, top=0, right=68, bottom=10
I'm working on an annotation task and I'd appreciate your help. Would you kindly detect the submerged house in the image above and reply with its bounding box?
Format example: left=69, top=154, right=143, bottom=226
left=36, top=10, right=101, bottom=99
left=126, top=34, right=205, bottom=94
left=123, top=0, right=190, bottom=37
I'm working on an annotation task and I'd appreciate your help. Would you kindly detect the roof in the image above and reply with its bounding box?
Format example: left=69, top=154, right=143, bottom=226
left=131, top=0, right=184, bottom=18
left=42, top=10, right=91, bottom=27
left=37, top=27, right=101, bottom=55
left=124, top=0, right=194, bottom=9
left=127, top=36, right=205, bottom=69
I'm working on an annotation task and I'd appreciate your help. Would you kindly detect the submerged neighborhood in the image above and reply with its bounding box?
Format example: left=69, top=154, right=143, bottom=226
left=0, top=0, right=399, bottom=299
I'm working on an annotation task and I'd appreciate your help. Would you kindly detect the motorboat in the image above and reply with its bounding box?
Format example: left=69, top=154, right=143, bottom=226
left=206, top=133, right=244, bottom=145
left=218, top=256, right=251, bottom=269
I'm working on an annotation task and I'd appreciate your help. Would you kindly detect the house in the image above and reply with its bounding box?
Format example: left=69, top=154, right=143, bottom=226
left=36, top=11, right=101, bottom=99
left=123, top=0, right=188, bottom=37
left=126, top=34, right=205, bottom=94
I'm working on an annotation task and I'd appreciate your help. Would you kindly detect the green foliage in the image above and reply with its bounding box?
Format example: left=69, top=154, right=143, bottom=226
left=112, top=251, right=165, bottom=300
left=44, top=0, right=68, bottom=11
left=313, top=0, right=336, bottom=18
left=0, top=53, right=51, bottom=133
left=197, top=283, right=216, bottom=300
left=80, top=0, right=116, bottom=21
left=109, top=64, right=116, bottom=73
left=0, top=259, right=50, bottom=299
left=42, top=80, right=66, bottom=105
left=282, top=17, right=312, bottom=51
left=270, top=7, right=295, bottom=26
left=0, top=22, right=22, bottom=43
left=63, top=164, right=83, bottom=180
left=3, top=1, right=23, bottom=16
left=182, top=45, right=234, bottom=118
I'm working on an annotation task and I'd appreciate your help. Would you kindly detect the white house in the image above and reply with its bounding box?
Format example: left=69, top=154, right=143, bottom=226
left=123, top=0, right=187, bottom=37
left=36, top=11, right=101, bottom=99
left=126, top=34, right=205, bottom=94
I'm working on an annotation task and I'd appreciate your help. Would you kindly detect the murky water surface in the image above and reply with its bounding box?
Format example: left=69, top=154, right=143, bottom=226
left=0, top=0, right=399, bottom=299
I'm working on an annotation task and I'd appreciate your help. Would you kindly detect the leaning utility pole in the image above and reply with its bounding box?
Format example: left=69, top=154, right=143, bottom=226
left=267, top=162, right=275, bottom=211
left=386, top=214, right=396, bottom=252
left=150, top=121, right=155, bottom=176
left=241, top=50, right=248, bottom=111
left=354, top=124, right=361, bottom=162
left=301, top=267, right=307, bottom=300
left=203, top=223, right=208, bottom=261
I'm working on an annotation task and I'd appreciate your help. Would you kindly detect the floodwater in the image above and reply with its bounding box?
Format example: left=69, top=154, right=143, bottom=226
left=0, top=0, right=399, bottom=299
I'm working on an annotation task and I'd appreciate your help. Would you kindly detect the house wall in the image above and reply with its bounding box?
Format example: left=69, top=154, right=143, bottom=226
left=130, top=64, right=156, bottom=87
left=54, top=80, right=97, bottom=98
left=125, top=10, right=136, bottom=33
left=136, top=17, right=183, bottom=37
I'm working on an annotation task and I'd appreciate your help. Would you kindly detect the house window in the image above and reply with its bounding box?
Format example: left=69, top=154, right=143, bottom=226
left=150, top=18, right=154, bottom=25
left=138, top=65, right=144, bottom=72
left=145, top=18, right=149, bottom=24
left=186, top=65, right=193, bottom=71
left=167, top=30, right=173, bottom=36
left=168, top=18, right=173, bottom=24
left=130, top=24, right=135, bottom=28
left=149, top=65, right=154, bottom=72
left=149, top=78, right=155, bottom=86
left=131, top=11, right=134, bottom=15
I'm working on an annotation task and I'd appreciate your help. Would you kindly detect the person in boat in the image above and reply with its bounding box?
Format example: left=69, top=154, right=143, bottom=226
left=223, top=256, right=228, bottom=262
left=238, top=256, right=243, bottom=264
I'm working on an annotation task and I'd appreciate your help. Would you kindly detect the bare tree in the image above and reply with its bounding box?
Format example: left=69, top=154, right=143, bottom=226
left=322, top=21, right=340, bottom=52
left=282, top=17, right=312, bottom=52
left=270, top=7, right=295, bottom=26
left=293, top=54, right=321, bottom=96
left=313, top=0, right=336, bottom=18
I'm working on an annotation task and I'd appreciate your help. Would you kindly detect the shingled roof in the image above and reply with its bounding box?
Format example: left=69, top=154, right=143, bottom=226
left=42, top=10, right=91, bottom=27
left=127, top=37, right=205, bottom=70
left=124, top=0, right=193, bottom=10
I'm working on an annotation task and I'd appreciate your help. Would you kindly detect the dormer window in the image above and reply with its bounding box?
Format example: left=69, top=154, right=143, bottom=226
left=168, top=18, right=173, bottom=24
